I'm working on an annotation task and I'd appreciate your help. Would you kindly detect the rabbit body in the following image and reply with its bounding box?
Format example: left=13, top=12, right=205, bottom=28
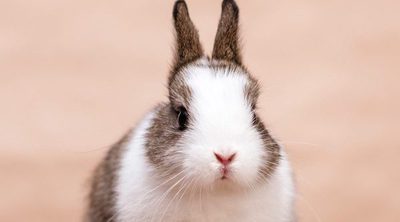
left=86, top=1, right=295, bottom=221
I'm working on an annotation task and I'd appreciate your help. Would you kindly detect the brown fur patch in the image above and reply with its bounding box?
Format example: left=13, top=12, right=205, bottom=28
left=169, top=72, right=192, bottom=110
left=252, top=115, right=281, bottom=181
left=244, top=76, right=261, bottom=110
left=85, top=131, right=132, bottom=222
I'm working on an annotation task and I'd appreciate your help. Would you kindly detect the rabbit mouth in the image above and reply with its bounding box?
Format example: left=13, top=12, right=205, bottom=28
left=218, top=166, right=231, bottom=180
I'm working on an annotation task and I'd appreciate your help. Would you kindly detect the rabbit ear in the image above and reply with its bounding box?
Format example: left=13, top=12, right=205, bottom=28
left=172, top=0, right=204, bottom=72
left=212, top=0, right=242, bottom=65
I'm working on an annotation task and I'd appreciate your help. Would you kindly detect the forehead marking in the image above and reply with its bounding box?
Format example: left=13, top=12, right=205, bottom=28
left=183, top=66, right=252, bottom=131
left=186, top=66, right=249, bottom=104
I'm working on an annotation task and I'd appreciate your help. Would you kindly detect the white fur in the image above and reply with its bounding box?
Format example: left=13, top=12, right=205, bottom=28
left=115, top=64, right=295, bottom=222
left=116, top=111, right=156, bottom=221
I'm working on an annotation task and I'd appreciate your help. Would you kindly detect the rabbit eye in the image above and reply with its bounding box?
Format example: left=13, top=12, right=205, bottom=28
left=177, top=106, right=188, bottom=131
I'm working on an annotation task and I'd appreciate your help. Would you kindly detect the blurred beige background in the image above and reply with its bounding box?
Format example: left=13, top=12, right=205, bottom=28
left=1, top=0, right=399, bottom=221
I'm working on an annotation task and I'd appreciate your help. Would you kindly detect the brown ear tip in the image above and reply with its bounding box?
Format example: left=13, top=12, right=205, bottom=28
left=222, top=0, right=239, bottom=15
left=173, top=0, right=188, bottom=20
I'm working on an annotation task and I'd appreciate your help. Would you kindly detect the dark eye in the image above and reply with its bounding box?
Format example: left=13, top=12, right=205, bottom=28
left=177, top=106, right=188, bottom=131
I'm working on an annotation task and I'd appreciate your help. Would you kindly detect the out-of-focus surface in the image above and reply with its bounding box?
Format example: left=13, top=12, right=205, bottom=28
left=1, top=0, right=399, bottom=221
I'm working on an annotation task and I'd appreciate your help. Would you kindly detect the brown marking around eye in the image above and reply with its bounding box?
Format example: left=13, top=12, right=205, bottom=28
left=145, top=104, right=187, bottom=178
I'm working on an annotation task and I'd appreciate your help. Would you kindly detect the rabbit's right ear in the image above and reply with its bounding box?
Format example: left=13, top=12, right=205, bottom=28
left=172, top=0, right=204, bottom=73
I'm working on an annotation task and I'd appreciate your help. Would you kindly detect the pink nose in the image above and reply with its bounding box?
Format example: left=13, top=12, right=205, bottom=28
left=214, top=152, right=236, bottom=166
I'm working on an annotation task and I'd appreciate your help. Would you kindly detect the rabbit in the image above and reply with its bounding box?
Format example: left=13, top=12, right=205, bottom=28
left=85, top=0, right=295, bottom=222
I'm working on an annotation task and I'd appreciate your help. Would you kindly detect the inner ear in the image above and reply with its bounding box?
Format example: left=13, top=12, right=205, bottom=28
left=212, top=0, right=242, bottom=65
left=171, top=0, right=204, bottom=74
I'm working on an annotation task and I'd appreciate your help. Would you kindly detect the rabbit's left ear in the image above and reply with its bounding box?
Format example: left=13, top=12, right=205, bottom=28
left=172, top=0, right=204, bottom=72
left=212, top=0, right=242, bottom=65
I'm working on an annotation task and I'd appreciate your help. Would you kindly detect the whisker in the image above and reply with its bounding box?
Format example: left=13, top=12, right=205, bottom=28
left=107, top=169, right=185, bottom=222
left=150, top=175, right=187, bottom=222
left=157, top=175, right=189, bottom=222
